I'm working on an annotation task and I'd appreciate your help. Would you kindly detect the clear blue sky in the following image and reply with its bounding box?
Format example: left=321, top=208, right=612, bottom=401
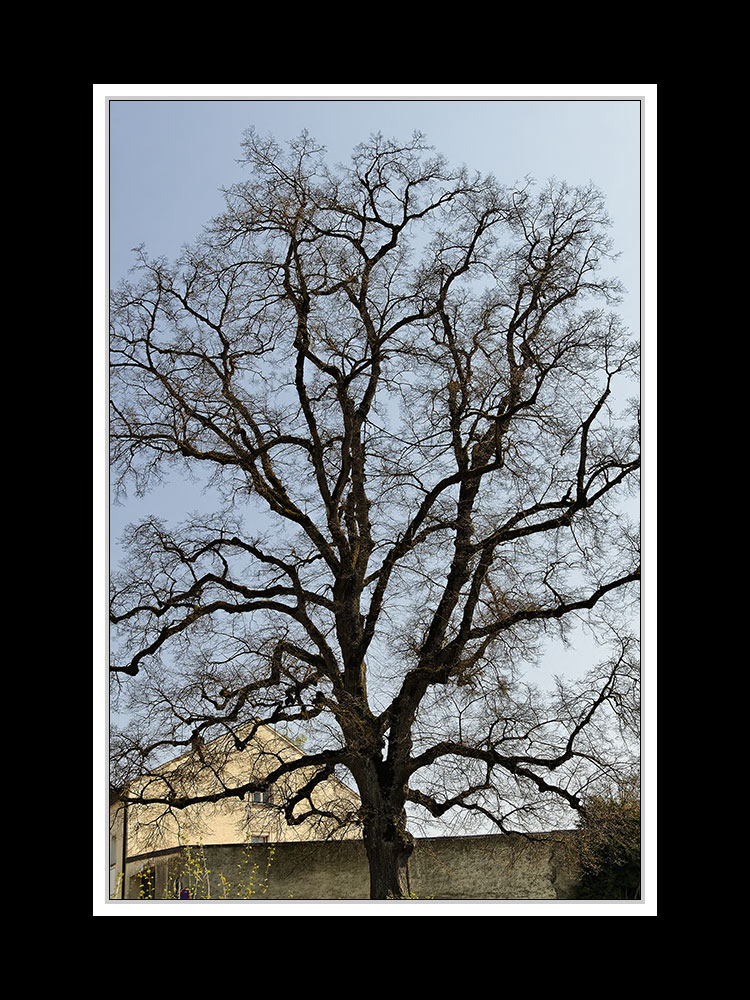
left=109, top=96, right=641, bottom=311
left=103, top=89, right=648, bottom=683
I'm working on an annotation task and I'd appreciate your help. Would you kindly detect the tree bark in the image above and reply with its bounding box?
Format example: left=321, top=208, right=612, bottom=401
left=356, top=762, right=414, bottom=899
left=362, top=808, right=414, bottom=899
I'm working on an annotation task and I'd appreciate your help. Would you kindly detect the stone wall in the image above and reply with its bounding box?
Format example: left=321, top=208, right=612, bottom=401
left=124, top=832, right=579, bottom=900
left=410, top=833, right=578, bottom=900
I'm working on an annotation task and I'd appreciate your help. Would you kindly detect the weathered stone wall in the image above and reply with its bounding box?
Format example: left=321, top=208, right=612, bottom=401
left=124, top=832, right=579, bottom=900
left=409, top=833, right=578, bottom=900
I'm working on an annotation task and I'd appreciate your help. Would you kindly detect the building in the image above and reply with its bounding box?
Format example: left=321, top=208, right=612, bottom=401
left=108, top=722, right=591, bottom=901
left=109, top=722, right=361, bottom=899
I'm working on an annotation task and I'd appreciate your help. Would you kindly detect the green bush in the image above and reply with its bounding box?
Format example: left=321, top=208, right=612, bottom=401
left=574, top=781, right=641, bottom=900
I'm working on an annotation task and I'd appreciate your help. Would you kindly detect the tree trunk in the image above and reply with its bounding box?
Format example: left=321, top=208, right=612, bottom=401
left=363, top=817, right=414, bottom=899
left=358, top=773, right=414, bottom=899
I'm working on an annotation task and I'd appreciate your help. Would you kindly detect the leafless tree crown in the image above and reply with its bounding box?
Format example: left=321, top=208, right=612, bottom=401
left=110, top=131, right=640, bottom=863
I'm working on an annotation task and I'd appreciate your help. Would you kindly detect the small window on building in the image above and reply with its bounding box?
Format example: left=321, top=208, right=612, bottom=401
left=250, top=835, right=268, bottom=844
left=251, top=790, right=270, bottom=804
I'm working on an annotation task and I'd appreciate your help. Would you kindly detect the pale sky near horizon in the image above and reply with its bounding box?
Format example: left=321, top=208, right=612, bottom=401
left=104, top=92, right=646, bottom=687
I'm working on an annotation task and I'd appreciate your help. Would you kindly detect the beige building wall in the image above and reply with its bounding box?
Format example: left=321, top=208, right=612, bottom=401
left=109, top=723, right=361, bottom=897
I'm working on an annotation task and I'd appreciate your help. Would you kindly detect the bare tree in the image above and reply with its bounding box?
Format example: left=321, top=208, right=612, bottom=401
left=109, top=130, right=640, bottom=899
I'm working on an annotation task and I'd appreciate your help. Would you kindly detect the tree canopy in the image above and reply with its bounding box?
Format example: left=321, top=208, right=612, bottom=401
left=110, top=130, right=640, bottom=899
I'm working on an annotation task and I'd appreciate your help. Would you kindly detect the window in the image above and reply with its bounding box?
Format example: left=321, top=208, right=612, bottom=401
left=251, top=790, right=269, bottom=804
left=250, top=835, right=268, bottom=844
